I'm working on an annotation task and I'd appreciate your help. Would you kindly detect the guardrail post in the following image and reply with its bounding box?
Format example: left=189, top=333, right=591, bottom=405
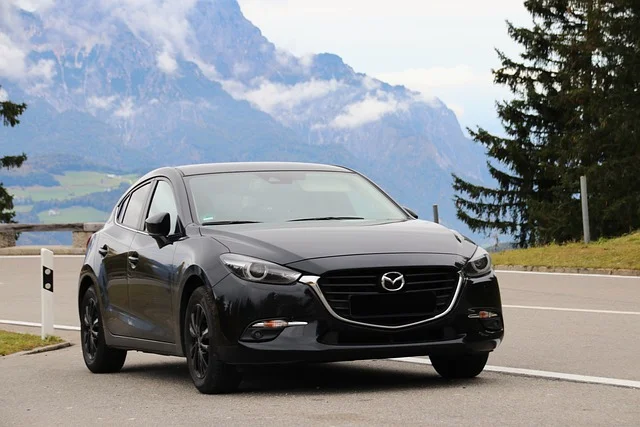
left=433, top=204, right=440, bottom=224
left=580, top=176, right=591, bottom=244
left=41, top=248, right=54, bottom=339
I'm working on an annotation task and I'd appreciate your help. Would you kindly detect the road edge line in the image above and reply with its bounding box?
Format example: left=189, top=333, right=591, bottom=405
left=391, top=357, right=640, bottom=389
left=0, top=319, right=80, bottom=331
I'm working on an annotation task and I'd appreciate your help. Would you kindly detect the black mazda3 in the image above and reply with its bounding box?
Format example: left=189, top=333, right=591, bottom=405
left=78, top=162, right=504, bottom=393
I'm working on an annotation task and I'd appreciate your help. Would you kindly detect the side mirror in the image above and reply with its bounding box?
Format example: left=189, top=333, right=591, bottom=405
left=146, top=212, right=171, bottom=237
left=403, top=207, right=418, bottom=219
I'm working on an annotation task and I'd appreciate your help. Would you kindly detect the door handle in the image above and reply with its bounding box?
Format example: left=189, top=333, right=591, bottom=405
left=98, top=245, right=108, bottom=257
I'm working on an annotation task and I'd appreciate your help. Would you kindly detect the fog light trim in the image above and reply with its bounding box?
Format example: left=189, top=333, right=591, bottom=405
left=250, top=320, right=308, bottom=329
left=468, top=310, right=499, bottom=319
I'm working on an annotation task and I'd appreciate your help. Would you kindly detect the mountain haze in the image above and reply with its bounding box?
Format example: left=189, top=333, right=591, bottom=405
left=0, top=0, right=488, bottom=237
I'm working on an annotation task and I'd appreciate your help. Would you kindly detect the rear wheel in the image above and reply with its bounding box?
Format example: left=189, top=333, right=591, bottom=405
left=184, top=287, right=241, bottom=394
left=80, top=286, right=127, bottom=373
left=430, top=353, right=489, bottom=379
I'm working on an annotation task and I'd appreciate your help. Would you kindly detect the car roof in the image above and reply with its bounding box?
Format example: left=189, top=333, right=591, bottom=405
left=174, top=162, right=350, bottom=176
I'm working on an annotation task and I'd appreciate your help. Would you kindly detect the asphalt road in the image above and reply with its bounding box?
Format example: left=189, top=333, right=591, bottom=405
left=1, top=256, right=639, bottom=425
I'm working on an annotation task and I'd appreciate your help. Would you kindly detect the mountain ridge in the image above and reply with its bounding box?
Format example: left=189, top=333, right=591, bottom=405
left=0, top=0, right=488, bottom=238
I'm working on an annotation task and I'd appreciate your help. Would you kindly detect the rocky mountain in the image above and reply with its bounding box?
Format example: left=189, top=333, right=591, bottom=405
left=0, top=0, right=489, bottom=238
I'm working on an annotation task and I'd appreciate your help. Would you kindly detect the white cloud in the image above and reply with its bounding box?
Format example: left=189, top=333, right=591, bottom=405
left=0, top=87, right=8, bottom=102
left=327, top=94, right=409, bottom=129
left=114, top=97, right=138, bottom=118
left=107, top=0, right=199, bottom=71
left=232, top=61, right=251, bottom=77
left=27, top=59, right=56, bottom=82
left=87, top=95, right=119, bottom=110
left=0, top=33, right=27, bottom=79
left=192, top=58, right=220, bottom=80
left=376, top=66, right=489, bottom=92
left=225, top=78, right=343, bottom=114
left=374, top=65, right=509, bottom=126
left=7, top=0, right=54, bottom=13
left=361, top=75, right=381, bottom=91
left=0, top=31, right=56, bottom=87
left=157, top=50, right=178, bottom=74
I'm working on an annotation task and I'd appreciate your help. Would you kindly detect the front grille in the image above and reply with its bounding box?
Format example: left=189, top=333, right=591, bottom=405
left=317, top=266, right=460, bottom=327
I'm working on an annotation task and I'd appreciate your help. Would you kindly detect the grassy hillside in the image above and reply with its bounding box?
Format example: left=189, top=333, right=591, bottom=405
left=37, top=206, right=110, bottom=224
left=493, top=231, right=640, bottom=270
left=10, top=171, right=136, bottom=202
left=9, top=171, right=137, bottom=245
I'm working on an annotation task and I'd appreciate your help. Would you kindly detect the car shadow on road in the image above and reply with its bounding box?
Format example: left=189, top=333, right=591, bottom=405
left=119, top=358, right=494, bottom=395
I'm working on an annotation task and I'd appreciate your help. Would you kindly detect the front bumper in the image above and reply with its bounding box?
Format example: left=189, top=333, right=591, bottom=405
left=210, top=265, right=504, bottom=365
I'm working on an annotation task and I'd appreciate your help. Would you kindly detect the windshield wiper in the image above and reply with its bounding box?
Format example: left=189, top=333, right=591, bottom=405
left=201, top=220, right=262, bottom=226
left=287, top=216, right=365, bottom=222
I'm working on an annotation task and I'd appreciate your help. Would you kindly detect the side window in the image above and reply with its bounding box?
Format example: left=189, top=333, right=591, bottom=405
left=146, top=180, right=179, bottom=234
left=121, top=183, right=151, bottom=230
left=116, top=195, right=129, bottom=223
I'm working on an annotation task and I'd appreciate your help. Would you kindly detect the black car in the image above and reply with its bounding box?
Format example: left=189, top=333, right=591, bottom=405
left=78, top=162, right=503, bottom=393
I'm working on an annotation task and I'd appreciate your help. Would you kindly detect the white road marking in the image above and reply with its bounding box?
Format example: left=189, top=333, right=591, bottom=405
left=503, top=304, right=640, bottom=316
left=3, top=318, right=639, bottom=390
left=392, top=357, right=640, bottom=389
left=0, top=319, right=80, bottom=331
left=495, top=270, right=640, bottom=279
left=0, top=255, right=84, bottom=259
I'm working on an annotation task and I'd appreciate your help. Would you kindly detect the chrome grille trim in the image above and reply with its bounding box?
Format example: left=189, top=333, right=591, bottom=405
left=299, top=273, right=464, bottom=330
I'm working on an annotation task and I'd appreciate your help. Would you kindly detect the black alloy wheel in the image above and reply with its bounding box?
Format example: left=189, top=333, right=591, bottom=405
left=184, top=287, right=241, bottom=394
left=82, top=297, right=100, bottom=361
left=80, top=286, right=127, bottom=373
left=188, top=303, right=210, bottom=379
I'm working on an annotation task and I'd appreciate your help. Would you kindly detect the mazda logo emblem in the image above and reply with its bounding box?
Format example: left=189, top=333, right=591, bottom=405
left=380, top=272, right=405, bottom=292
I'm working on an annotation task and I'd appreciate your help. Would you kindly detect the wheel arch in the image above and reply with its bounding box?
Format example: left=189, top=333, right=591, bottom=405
left=177, top=266, right=219, bottom=356
left=78, top=266, right=100, bottom=311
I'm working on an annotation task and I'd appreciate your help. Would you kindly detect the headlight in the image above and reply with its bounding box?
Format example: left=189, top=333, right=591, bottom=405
left=463, top=247, right=493, bottom=278
left=220, top=254, right=302, bottom=285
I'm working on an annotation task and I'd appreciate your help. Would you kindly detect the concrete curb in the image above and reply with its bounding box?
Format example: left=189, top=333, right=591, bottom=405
left=495, top=265, right=640, bottom=277
left=3, top=341, right=72, bottom=358
left=24, top=341, right=72, bottom=355
left=0, top=246, right=85, bottom=256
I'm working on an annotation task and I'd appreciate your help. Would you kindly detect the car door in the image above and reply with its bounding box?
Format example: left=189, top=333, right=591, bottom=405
left=98, top=183, right=151, bottom=336
left=127, top=179, right=179, bottom=343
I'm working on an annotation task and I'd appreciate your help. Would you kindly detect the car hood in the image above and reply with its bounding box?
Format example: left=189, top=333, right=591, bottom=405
left=200, top=219, right=478, bottom=265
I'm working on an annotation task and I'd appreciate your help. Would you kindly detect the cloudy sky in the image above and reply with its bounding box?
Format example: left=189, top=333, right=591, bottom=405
left=239, top=0, right=531, bottom=135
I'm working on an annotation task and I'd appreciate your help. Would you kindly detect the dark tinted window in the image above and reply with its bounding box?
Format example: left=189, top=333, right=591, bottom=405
left=121, top=183, right=151, bottom=230
left=146, top=180, right=179, bottom=234
left=116, top=196, right=129, bottom=223
left=186, top=171, right=407, bottom=223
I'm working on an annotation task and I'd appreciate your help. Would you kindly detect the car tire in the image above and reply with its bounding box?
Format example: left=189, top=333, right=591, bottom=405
left=184, top=287, right=242, bottom=394
left=430, top=352, right=489, bottom=379
left=80, top=286, right=127, bottom=373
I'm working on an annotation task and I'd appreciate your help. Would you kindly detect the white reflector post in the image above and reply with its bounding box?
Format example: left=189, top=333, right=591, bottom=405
left=41, top=248, right=54, bottom=339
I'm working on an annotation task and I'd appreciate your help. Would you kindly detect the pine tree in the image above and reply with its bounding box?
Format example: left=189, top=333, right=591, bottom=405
left=453, top=0, right=582, bottom=247
left=451, top=0, right=636, bottom=247
left=0, top=85, right=28, bottom=224
left=583, top=0, right=640, bottom=238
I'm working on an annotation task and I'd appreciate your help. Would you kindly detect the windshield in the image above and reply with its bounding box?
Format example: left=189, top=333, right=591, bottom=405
left=186, top=171, right=409, bottom=224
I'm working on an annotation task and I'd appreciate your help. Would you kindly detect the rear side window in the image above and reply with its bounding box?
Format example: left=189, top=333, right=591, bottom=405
left=121, top=183, right=151, bottom=230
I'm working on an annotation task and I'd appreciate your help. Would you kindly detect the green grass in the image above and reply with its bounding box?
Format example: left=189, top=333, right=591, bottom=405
left=492, top=231, right=640, bottom=270
left=0, top=330, right=63, bottom=356
left=9, top=171, right=137, bottom=202
left=38, top=206, right=110, bottom=223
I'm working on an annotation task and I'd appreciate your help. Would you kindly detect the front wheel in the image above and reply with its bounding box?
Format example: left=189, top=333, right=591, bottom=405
left=184, top=287, right=241, bottom=394
left=80, top=286, right=127, bottom=373
left=430, top=353, right=489, bottom=379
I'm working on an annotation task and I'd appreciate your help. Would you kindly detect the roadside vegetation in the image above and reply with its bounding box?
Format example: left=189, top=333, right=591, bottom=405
left=492, top=231, right=640, bottom=271
left=0, top=330, right=63, bottom=356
